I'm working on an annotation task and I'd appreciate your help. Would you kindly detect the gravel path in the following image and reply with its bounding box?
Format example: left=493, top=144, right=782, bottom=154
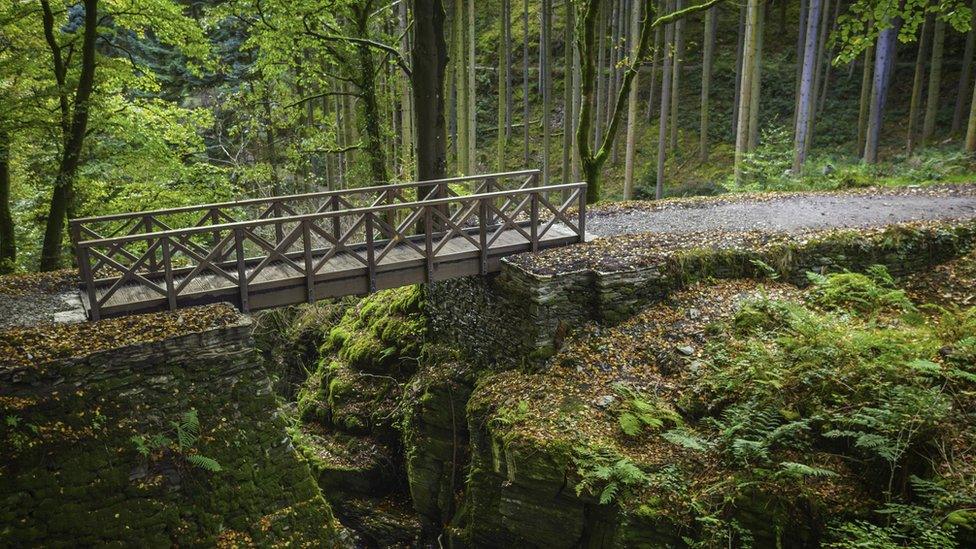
left=586, top=192, right=976, bottom=237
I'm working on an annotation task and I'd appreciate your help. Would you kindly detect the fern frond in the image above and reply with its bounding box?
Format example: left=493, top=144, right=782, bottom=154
left=187, top=454, right=222, bottom=473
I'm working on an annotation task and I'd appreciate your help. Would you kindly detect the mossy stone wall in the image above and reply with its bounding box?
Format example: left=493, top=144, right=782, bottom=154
left=0, top=316, right=340, bottom=546
left=427, top=221, right=976, bottom=367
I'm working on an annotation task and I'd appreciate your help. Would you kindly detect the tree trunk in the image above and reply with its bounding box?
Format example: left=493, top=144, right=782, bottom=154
left=792, top=0, right=808, bottom=127
left=563, top=0, right=575, bottom=183
left=864, top=18, right=899, bottom=164
left=354, top=5, right=390, bottom=183
left=952, top=0, right=976, bottom=135
left=922, top=17, right=945, bottom=145
left=804, top=0, right=829, bottom=153
left=0, top=130, right=14, bottom=272
left=454, top=0, right=468, bottom=172
left=668, top=0, right=685, bottom=154
left=907, top=13, right=932, bottom=156
left=572, top=18, right=582, bottom=181
left=400, top=1, right=416, bottom=179
left=623, top=0, right=642, bottom=199
left=40, top=0, right=98, bottom=271
left=498, top=0, right=509, bottom=170
left=523, top=0, right=530, bottom=166
left=412, top=0, right=449, bottom=190
left=541, top=0, right=553, bottom=183
left=594, top=0, right=608, bottom=147
left=732, top=4, right=746, bottom=139
left=815, top=0, right=840, bottom=116
left=656, top=1, right=675, bottom=198
left=645, top=4, right=662, bottom=121
left=467, top=0, right=476, bottom=170
left=792, top=0, right=820, bottom=173
left=504, top=0, right=513, bottom=139
left=747, top=1, right=764, bottom=152
left=856, top=27, right=875, bottom=156
left=734, top=0, right=759, bottom=184
left=699, top=5, right=717, bottom=162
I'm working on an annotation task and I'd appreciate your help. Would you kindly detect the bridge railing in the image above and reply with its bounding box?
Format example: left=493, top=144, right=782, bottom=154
left=73, top=179, right=586, bottom=320
left=69, top=170, right=543, bottom=247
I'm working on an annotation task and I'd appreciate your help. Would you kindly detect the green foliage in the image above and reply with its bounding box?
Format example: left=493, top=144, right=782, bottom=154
left=130, top=409, right=222, bottom=473
left=323, top=286, right=425, bottom=372
left=614, top=384, right=682, bottom=437
left=573, top=446, right=649, bottom=505
left=806, top=265, right=914, bottom=315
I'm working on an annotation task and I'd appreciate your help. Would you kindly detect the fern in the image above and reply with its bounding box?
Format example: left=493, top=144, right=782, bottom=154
left=778, top=461, right=837, bottom=479
left=187, top=454, right=223, bottom=473
left=614, top=385, right=682, bottom=437
left=662, top=429, right=707, bottom=452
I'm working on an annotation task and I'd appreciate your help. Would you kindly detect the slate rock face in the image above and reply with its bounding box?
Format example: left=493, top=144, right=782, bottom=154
left=0, top=311, right=340, bottom=547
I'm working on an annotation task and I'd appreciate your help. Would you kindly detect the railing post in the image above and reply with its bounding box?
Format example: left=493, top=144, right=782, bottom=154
left=302, top=220, right=315, bottom=303
left=273, top=201, right=284, bottom=244
left=210, top=208, right=220, bottom=247
left=530, top=192, right=539, bottom=253
left=577, top=186, right=587, bottom=243
left=331, top=195, right=341, bottom=242
left=234, top=228, right=249, bottom=312
left=424, top=206, right=434, bottom=283
left=144, top=215, right=158, bottom=272
left=485, top=177, right=496, bottom=226
left=478, top=198, right=488, bottom=275
left=365, top=212, right=376, bottom=293
left=77, top=243, right=99, bottom=321
left=162, top=236, right=176, bottom=311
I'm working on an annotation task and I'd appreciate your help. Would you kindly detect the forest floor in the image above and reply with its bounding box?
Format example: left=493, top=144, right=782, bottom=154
left=586, top=184, right=976, bottom=237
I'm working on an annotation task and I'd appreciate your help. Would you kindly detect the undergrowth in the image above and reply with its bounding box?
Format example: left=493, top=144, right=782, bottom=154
left=569, top=266, right=976, bottom=546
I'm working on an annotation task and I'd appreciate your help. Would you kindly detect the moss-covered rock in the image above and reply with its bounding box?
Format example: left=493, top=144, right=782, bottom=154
left=0, top=311, right=341, bottom=546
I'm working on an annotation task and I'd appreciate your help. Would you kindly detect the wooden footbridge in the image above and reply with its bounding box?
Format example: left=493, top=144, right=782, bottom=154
left=70, top=170, right=587, bottom=320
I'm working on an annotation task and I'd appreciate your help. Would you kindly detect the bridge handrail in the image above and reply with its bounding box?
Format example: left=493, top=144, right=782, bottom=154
left=75, top=182, right=585, bottom=248
left=69, top=169, right=541, bottom=231
left=76, top=178, right=586, bottom=320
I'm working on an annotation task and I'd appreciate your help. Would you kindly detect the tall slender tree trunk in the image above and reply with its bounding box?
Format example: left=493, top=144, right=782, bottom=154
left=523, top=0, right=530, bottom=166
left=563, top=0, right=575, bottom=183
left=804, top=0, right=829, bottom=153
left=668, top=0, right=685, bottom=154
left=504, top=0, right=513, bottom=139
left=467, top=0, right=476, bottom=170
left=952, top=0, right=976, bottom=135
left=353, top=5, right=390, bottom=184
left=856, top=25, right=875, bottom=156
left=922, top=17, right=946, bottom=145
left=594, top=0, right=608, bottom=147
left=865, top=17, right=899, bottom=164
left=793, top=0, right=821, bottom=173
left=792, top=0, right=808, bottom=127
left=645, top=4, right=662, bottom=121
left=656, top=1, right=675, bottom=198
left=815, top=0, right=840, bottom=116
left=541, top=0, right=553, bottom=183
left=747, top=1, right=765, bottom=152
left=40, top=0, right=98, bottom=271
left=498, top=0, right=509, bottom=170
left=907, top=13, right=932, bottom=156
left=699, top=5, right=717, bottom=162
left=572, top=18, right=582, bottom=181
left=0, top=130, right=14, bottom=272
left=734, top=0, right=760, bottom=184
left=623, top=0, right=642, bottom=199
left=412, top=0, right=449, bottom=189
left=400, top=1, right=416, bottom=179
left=732, top=4, right=746, bottom=139
left=454, top=0, right=468, bottom=172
